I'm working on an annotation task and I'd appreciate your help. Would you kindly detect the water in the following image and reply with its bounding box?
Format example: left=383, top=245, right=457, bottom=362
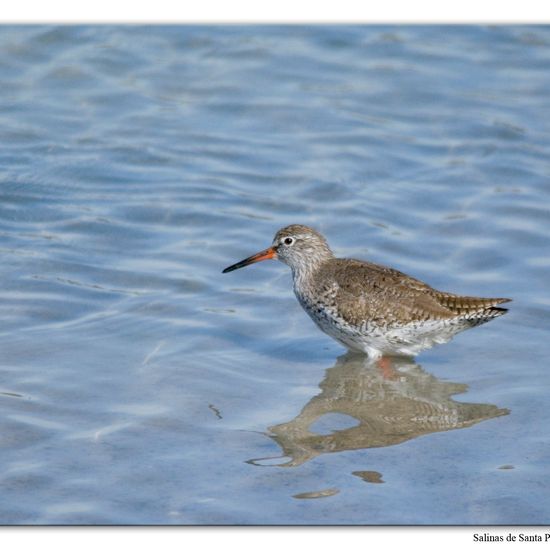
left=0, top=24, right=549, bottom=525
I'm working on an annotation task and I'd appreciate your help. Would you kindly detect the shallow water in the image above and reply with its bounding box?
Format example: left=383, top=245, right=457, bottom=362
left=0, top=24, right=549, bottom=525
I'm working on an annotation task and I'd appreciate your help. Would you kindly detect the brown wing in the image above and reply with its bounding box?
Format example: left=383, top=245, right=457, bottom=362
left=428, top=291, right=511, bottom=314
left=315, top=259, right=509, bottom=326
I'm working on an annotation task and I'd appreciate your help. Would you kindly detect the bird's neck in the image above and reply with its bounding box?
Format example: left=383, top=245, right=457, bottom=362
left=290, top=251, right=333, bottom=292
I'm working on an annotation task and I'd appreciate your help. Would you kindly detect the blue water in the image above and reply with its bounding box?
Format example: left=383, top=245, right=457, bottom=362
left=0, top=25, right=549, bottom=525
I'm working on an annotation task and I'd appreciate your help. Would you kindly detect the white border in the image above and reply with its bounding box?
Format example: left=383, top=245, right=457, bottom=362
left=2, top=0, right=550, bottom=22
left=3, top=526, right=548, bottom=549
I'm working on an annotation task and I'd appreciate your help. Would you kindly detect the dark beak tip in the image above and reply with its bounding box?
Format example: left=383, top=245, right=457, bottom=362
left=222, top=263, right=242, bottom=274
left=222, top=247, right=276, bottom=275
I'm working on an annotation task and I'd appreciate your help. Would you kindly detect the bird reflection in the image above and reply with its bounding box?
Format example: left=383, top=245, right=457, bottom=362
left=249, top=353, right=508, bottom=467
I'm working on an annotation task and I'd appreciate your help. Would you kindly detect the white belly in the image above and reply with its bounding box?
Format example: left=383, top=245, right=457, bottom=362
left=297, top=293, right=467, bottom=358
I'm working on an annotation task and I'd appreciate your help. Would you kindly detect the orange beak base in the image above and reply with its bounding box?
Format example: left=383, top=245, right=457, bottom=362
left=222, top=247, right=277, bottom=273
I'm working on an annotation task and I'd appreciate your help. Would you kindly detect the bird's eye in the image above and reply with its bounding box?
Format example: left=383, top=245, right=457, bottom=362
left=283, top=237, right=294, bottom=246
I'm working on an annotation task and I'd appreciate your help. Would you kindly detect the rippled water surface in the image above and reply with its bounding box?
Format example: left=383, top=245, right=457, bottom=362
left=0, top=25, right=549, bottom=525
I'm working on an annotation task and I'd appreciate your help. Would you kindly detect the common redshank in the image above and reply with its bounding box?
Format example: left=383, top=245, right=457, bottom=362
left=222, top=224, right=510, bottom=358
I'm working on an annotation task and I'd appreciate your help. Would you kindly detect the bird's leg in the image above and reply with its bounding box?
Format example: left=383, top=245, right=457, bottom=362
left=377, top=356, right=398, bottom=380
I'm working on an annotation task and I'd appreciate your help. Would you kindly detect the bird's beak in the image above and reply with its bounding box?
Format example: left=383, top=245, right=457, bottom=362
left=222, top=246, right=277, bottom=273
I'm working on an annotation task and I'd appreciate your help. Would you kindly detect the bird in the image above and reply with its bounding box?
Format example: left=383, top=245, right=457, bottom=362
left=222, top=224, right=510, bottom=358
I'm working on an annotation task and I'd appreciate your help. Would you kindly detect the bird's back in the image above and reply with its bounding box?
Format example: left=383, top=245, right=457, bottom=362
left=301, top=257, right=510, bottom=328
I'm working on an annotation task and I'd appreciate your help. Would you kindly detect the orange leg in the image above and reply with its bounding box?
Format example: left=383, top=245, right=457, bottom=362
left=377, top=356, right=398, bottom=380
